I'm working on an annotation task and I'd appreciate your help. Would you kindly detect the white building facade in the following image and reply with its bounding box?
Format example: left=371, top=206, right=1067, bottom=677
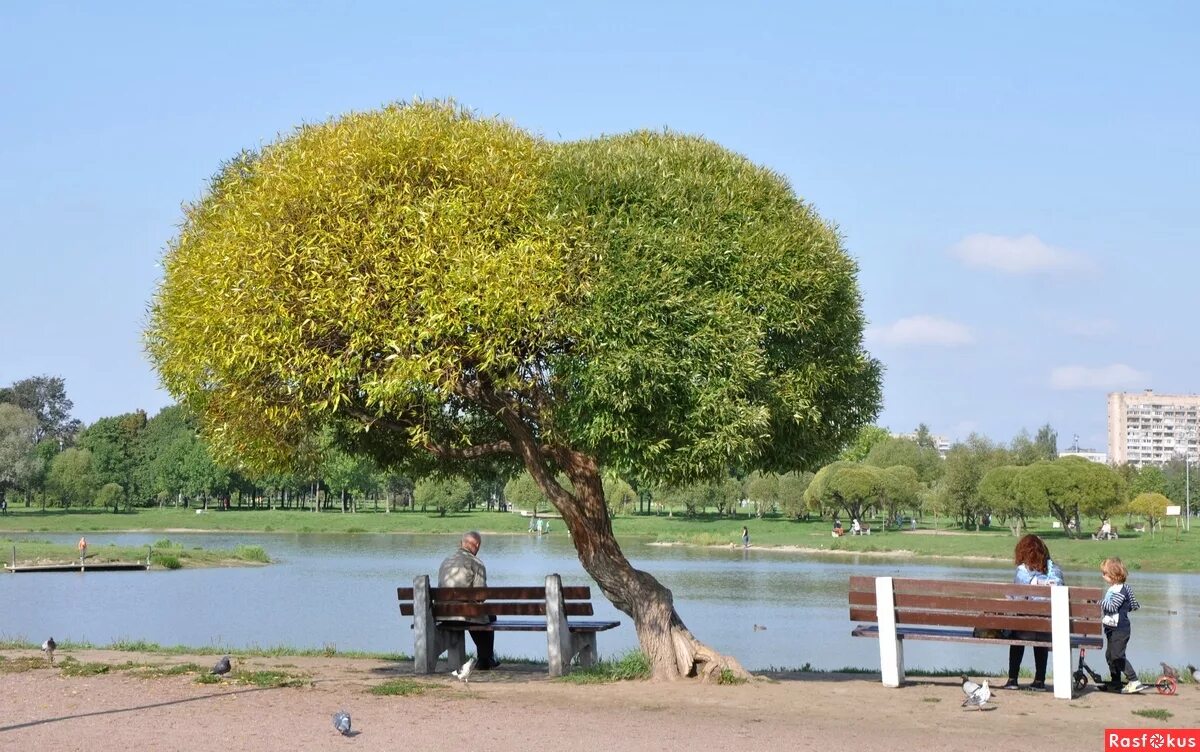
left=1107, top=390, right=1200, bottom=467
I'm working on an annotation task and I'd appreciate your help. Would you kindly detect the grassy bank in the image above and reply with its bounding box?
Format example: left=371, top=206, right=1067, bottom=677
left=0, top=507, right=1196, bottom=572
left=1, top=537, right=271, bottom=569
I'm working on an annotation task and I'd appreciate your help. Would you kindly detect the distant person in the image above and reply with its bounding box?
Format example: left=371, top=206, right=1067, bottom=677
left=1098, top=519, right=1113, bottom=540
left=0, top=498, right=7, bottom=514
left=77, top=537, right=88, bottom=562
left=1100, top=557, right=1142, bottom=692
left=1001, top=534, right=1063, bottom=690
left=741, top=526, right=750, bottom=548
left=910, top=517, right=917, bottom=531
left=832, top=519, right=844, bottom=537
left=438, top=532, right=499, bottom=670
left=851, top=519, right=862, bottom=535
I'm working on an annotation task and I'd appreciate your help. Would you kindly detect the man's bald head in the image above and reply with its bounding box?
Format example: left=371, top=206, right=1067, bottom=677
left=461, top=531, right=481, bottom=554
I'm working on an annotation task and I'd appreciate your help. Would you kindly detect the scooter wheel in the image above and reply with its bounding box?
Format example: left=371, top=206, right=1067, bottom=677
left=1156, top=677, right=1177, bottom=695
left=1074, top=673, right=1088, bottom=691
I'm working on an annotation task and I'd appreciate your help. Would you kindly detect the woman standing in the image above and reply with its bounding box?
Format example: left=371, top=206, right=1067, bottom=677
left=1002, top=534, right=1063, bottom=690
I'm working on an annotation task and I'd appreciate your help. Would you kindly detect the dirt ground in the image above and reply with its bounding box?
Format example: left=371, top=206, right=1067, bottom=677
left=2, top=650, right=1196, bottom=752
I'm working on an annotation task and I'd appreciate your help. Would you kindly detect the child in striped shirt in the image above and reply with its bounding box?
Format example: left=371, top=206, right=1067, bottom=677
left=1100, top=557, right=1142, bottom=693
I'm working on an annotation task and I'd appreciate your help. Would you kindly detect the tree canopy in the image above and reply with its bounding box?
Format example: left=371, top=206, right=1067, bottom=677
left=146, top=100, right=881, bottom=679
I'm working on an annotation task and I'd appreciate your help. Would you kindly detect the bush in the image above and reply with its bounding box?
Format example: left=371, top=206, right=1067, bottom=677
left=152, top=553, right=182, bottom=569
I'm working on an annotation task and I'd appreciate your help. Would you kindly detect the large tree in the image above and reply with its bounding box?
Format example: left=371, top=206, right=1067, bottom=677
left=0, top=375, right=81, bottom=444
left=146, top=101, right=881, bottom=679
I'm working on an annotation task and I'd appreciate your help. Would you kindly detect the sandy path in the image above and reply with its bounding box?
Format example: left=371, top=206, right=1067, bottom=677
left=1, top=650, right=1195, bottom=752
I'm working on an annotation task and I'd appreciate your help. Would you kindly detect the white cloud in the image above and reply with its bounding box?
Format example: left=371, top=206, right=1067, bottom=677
left=950, top=233, right=1092, bottom=274
left=1049, top=364, right=1149, bottom=391
left=868, top=315, right=973, bottom=347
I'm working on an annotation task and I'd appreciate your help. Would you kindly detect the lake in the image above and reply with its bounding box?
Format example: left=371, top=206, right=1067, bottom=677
left=5, top=532, right=1198, bottom=673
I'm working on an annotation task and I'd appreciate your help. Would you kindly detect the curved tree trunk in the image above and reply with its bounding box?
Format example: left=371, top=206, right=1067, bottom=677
left=508, top=430, right=750, bottom=680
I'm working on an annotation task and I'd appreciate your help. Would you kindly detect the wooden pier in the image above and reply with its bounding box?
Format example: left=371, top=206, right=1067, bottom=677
left=4, top=562, right=150, bottom=573
left=6, top=545, right=151, bottom=573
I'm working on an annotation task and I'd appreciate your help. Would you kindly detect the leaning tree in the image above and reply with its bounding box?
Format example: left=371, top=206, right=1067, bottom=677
left=147, top=101, right=881, bottom=679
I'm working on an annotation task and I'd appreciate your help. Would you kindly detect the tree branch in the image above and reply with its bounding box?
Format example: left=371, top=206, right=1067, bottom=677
left=344, top=405, right=516, bottom=460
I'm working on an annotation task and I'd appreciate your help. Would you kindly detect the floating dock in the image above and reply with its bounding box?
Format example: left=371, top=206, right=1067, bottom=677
left=6, top=545, right=151, bottom=573
left=4, top=562, right=149, bottom=573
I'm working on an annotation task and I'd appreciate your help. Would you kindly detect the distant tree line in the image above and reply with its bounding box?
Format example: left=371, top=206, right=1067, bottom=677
left=0, top=377, right=1189, bottom=533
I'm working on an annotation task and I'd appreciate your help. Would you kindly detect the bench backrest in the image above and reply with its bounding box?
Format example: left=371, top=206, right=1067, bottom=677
left=398, top=584, right=596, bottom=618
left=849, top=576, right=1103, bottom=636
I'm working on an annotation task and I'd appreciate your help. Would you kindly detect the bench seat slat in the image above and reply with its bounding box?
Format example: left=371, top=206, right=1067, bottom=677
left=849, top=606, right=1101, bottom=635
left=850, top=624, right=1103, bottom=649
left=400, top=603, right=594, bottom=617
left=436, top=618, right=620, bottom=633
left=396, top=586, right=592, bottom=601
left=849, top=576, right=1103, bottom=603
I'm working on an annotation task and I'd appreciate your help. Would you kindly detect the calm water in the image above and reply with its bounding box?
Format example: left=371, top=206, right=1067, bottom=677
left=4, top=532, right=1198, bottom=673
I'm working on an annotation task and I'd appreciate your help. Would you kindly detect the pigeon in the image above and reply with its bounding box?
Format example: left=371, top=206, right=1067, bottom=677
left=752, top=624, right=767, bottom=632
left=960, top=676, right=992, bottom=710
left=1160, top=662, right=1179, bottom=679
left=1188, top=665, right=1200, bottom=683
left=211, top=656, right=232, bottom=676
left=450, top=657, right=476, bottom=684
left=42, top=637, right=56, bottom=664
left=332, top=710, right=352, bottom=736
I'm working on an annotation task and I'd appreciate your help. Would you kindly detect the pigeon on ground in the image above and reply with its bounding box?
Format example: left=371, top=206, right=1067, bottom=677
left=332, top=711, right=352, bottom=736
left=42, top=637, right=56, bottom=664
left=1160, top=662, right=1179, bottom=679
left=960, top=676, right=992, bottom=710
left=211, top=656, right=232, bottom=676
left=1188, top=665, right=1200, bottom=683
left=451, top=657, right=476, bottom=684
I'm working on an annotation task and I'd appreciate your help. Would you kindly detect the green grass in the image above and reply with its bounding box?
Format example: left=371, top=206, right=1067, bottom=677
left=370, top=679, right=443, bottom=696
left=125, top=662, right=206, bottom=679
left=1, top=537, right=271, bottom=569
left=0, top=637, right=407, bottom=661
left=0, top=656, right=45, bottom=673
left=1133, top=708, right=1173, bottom=721
left=558, top=651, right=652, bottom=684
left=2, top=507, right=1198, bottom=572
left=57, top=658, right=112, bottom=676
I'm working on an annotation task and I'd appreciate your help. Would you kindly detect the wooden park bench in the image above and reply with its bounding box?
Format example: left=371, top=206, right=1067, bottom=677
left=398, top=574, right=620, bottom=676
left=849, top=576, right=1104, bottom=699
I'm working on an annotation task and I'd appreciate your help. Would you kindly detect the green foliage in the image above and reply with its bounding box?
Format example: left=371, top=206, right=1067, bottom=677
left=369, top=679, right=441, bottom=696
left=1132, top=708, right=1172, bottom=721
left=777, top=472, right=814, bottom=519
left=978, top=466, right=1032, bottom=534
left=235, top=545, right=270, bottom=563
left=602, top=476, right=638, bottom=516
left=58, top=659, right=111, bottom=677
left=147, top=101, right=880, bottom=490
left=840, top=426, right=891, bottom=462
left=865, top=437, right=943, bottom=483
left=0, top=375, right=81, bottom=443
left=558, top=650, right=651, bottom=683
left=151, top=553, right=182, bottom=569
left=1129, top=492, right=1171, bottom=535
left=95, top=482, right=123, bottom=512
left=716, top=668, right=748, bottom=685
left=938, top=435, right=1007, bottom=528
left=46, top=447, right=96, bottom=508
left=0, top=404, right=41, bottom=500
left=77, top=411, right=147, bottom=509
left=413, top=476, right=471, bottom=516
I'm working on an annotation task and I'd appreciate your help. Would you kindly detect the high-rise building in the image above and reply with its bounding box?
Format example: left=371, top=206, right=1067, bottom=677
left=1107, top=390, right=1200, bottom=467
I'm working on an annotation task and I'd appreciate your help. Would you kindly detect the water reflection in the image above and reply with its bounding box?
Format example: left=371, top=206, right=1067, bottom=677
left=4, top=532, right=1198, bottom=673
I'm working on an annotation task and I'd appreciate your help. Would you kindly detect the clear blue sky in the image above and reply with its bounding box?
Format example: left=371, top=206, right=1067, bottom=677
left=2, top=2, right=1196, bottom=453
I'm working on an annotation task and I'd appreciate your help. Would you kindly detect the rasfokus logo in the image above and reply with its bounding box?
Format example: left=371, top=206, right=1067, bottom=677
left=1106, top=729, right=1200, bottom=750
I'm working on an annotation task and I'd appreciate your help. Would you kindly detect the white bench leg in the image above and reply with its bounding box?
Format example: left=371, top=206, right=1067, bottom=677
left=876, top=576, right=905, bottom=687
left=1051, top=586, right=1072, bottom=700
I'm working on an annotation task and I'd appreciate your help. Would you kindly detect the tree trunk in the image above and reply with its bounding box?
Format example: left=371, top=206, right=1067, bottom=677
left=516, top=443, right=750, bottom=681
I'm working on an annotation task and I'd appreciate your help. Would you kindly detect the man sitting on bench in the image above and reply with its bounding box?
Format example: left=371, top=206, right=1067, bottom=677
left=438, top=531, right=500, bottom=670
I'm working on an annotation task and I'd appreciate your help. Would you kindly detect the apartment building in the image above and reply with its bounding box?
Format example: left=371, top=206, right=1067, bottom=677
left=1107, top=390, right=1200, bottom=467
